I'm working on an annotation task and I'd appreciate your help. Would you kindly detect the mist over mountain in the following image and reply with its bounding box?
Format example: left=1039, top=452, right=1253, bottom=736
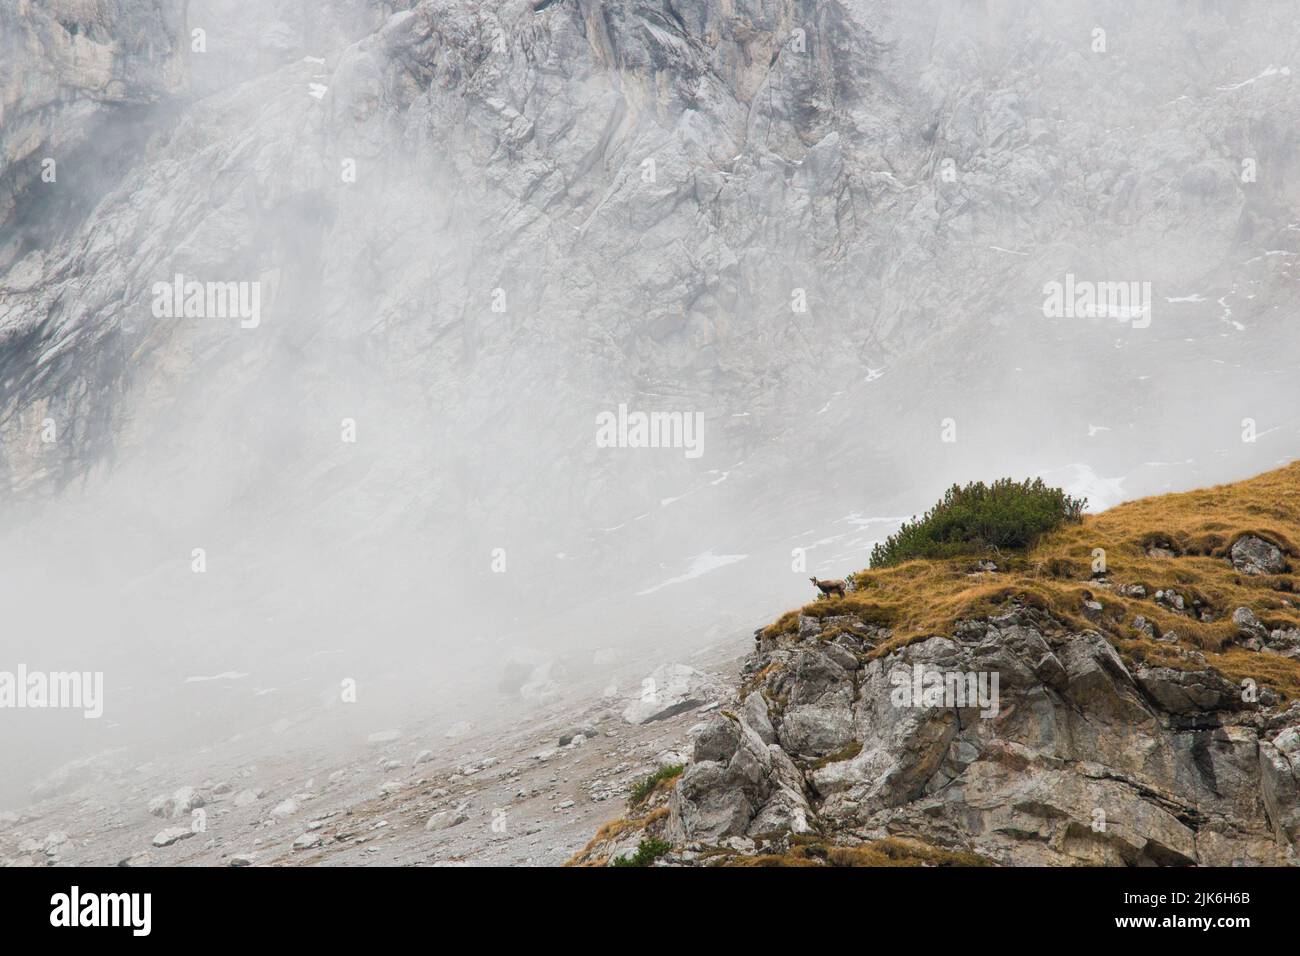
left=1, top=0, right=1298, bottom=818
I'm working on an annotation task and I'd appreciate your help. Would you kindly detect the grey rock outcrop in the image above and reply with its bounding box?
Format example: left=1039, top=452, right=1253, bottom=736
left=0, top=0, right=187, bottom=228
left=1134, top=665, right=1243, bottom=715
left=1231, top=536, right=1287, bottom=577
left=666, top=709, right=814, bottom=842
left=666, top=606, right=1300, bottom=865
left=741, top=692, right=776, bottom=745
left=1260, top=727, right=1300, bottom=848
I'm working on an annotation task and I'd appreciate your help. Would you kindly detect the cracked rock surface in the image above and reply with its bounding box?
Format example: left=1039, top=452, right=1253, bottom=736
left=663, top=607, right=1300, bottom=865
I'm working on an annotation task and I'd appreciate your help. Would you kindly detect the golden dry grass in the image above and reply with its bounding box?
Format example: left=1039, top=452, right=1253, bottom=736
left=565, top=816, right=638, bottom=867
left=565, top=795, right=674, bottom=866
left=764, top=462, right=1300, bottom=699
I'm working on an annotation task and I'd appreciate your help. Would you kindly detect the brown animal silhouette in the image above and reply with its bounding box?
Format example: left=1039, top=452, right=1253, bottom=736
left=810, top=576, right=846, bottom=598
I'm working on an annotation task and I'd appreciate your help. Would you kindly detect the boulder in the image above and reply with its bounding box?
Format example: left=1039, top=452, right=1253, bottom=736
left=1134, top=666, right=1243, bottom=714
left=1233, top=606, right=1268, bottom=638
left=666, top=713, right=808, bottom=841
left=1231, top=535, right=1286, bottom=576
left=622, top=664, right=722, bottom=725
left=148, top=787, right=206, bottom=819
left=426, top=804, right=470, bottom=831
left=269, top=799, right=299, bottom=818
left=151, top=827, right=195, bottom=848
left=741, top=692, right=775, bottom=745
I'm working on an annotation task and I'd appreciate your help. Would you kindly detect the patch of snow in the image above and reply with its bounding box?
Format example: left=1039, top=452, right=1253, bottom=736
left=1216, top=65, right=1290, bottom=91
left=1035, top=463, right=1127, bottom=513
left=184, top=671, right=249, bottom=684
left=636, top=550, right=748, bottom=595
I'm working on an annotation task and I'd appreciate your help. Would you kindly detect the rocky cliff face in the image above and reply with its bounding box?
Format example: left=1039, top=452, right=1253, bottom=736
left=654, top=605, right=1300, bottom=865
left=4, top=0, right=1299, bottom=525
left=0, top=0, right=889, bottom=508
left=569, top=600, right=1300, bottom=866
left=0, top=0, right=188, bottom=228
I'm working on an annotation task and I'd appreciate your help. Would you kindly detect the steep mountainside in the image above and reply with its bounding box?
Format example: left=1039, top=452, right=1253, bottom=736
left=4, top=0, right=1300, bottom=803
left=3, top=0, right=1299, bottom=545
left=573, top=463, right=1300, bottom=865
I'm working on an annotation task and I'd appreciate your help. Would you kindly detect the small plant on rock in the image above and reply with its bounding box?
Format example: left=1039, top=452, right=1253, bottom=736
left=611, top=836, right=672, bottom=867
left=627, top=764, right=684, bottom=807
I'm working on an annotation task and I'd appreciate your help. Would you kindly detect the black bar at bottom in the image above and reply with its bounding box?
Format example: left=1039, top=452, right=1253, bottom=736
left=0, top=864, right=1281, bottom=941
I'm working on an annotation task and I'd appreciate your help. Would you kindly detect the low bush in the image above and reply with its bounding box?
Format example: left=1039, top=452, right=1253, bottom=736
left=870, top=478, right=1086, bottom=568
left=611, top=837, right=672, bottom=867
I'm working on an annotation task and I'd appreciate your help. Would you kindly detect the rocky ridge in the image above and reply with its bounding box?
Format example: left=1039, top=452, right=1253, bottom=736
left=572, top=602, right=1300, bottom=866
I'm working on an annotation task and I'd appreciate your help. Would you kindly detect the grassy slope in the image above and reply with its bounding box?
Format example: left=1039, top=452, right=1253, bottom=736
left=765, top=461, right=1300, bottom=699
left=573, top=463, right=1300, bottom=867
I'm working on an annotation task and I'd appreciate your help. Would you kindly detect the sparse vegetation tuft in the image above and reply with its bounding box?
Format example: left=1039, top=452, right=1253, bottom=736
left=627, top=764, right=684, bottom=807
left=611, top=836, right=672, bottom=867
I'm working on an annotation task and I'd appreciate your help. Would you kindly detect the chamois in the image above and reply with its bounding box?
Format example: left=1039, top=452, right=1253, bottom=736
left=810, top=576, right=846, bottom=599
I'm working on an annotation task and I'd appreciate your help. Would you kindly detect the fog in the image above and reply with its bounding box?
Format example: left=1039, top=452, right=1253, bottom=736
left=2, top=0, right=1298, bottom=812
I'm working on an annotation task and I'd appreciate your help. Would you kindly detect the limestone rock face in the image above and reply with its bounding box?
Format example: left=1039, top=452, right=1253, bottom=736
left=0, top=0, right=188, bottom=226
left=1260, top=727, right=1300, bottom=848
left=667, top=709, right=814, bottom=842
left=3, top=0, right=1300, bottom=567
left=667, top=607, right=1300, bottom=865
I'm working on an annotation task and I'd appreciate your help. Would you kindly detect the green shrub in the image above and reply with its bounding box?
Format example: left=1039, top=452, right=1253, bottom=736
left=870, top=478, right=1086, bottom=568
left=612, top=836, right=673, bottom=867
left=627, top=764, right=684, bottom=807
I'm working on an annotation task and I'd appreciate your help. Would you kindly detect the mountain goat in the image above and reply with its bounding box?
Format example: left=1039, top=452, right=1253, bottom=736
left=810, top=576, right=846, bottom=599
